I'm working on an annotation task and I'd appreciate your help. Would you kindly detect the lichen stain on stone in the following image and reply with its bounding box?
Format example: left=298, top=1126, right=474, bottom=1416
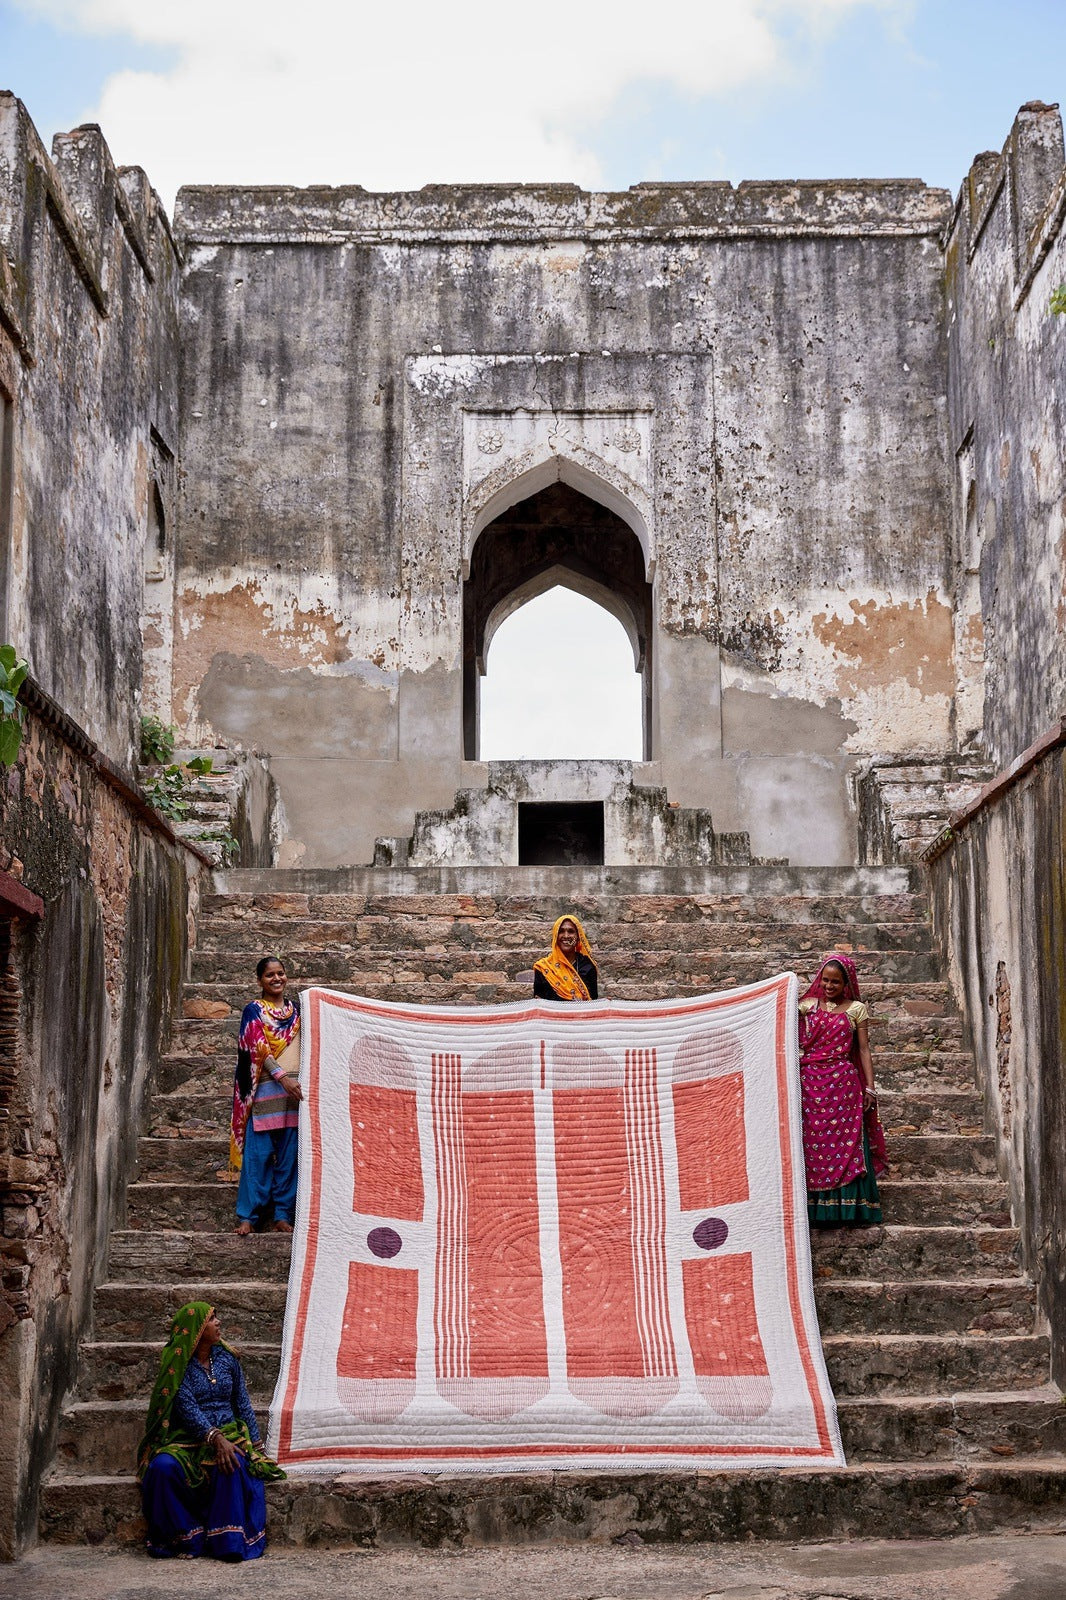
left=718, top=610, right=787, bottom=673
left=812, top=591, right=954, bottom=697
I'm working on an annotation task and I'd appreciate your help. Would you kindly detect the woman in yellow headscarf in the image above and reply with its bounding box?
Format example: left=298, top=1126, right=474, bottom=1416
left=533, top=914, right=599, bottom=1001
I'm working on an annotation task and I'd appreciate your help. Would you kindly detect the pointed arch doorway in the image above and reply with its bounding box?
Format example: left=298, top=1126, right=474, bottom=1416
left=462, top=481, right=653, bottom=760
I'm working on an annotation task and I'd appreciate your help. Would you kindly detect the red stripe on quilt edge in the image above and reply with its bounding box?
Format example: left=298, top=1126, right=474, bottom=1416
left=279, top=988, right=325, bottom=1456
left=774, top=976, right=834, bottom=1455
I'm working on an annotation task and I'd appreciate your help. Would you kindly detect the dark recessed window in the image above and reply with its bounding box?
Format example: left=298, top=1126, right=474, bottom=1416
left=518, top=803, right=604, bottom=866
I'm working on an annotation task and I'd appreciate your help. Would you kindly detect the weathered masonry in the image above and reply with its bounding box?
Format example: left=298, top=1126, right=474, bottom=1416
left=5, top=96, right=1062, bottom=874
left=175, top=179, right=958, bottom=869
left=1, top=89, right=1065, bottom=1557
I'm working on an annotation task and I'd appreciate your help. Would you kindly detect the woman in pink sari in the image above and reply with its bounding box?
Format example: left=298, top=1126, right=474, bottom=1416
left=799, top=953, right=887, bottom=1227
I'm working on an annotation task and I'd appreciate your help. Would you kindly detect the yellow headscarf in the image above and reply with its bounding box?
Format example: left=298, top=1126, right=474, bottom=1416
left=533, top=914, right=598, bottom=1001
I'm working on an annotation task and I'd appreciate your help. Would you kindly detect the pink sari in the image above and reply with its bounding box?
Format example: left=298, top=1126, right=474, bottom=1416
left=799, top=954, right=887, bottom=1192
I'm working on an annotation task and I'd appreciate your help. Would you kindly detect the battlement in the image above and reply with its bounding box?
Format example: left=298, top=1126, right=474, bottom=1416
left=0, top=93, right=182, bottom=765
left=0, top=92, right=179, bottom=365
left=947, top=99, right=1065, bottom=307
left=174, top=175, right=952, bottom=246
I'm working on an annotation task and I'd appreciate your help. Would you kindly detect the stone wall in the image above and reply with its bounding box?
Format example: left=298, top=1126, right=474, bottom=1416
left=0, top=697, right=202, bottom=1557
left=926, top=724, right=1066, bottom=1381
left=0, top=92, right=182, bottom=767
left=944, top=102, right=1066, bottom=762
left=172, top=178, right=955, bottom=867
left=925, top=102, right=1066, bottom=1377
left=0, top=99, right=199, bottom=1555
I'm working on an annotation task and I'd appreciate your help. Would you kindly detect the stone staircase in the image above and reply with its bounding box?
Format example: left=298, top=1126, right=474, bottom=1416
left=39, top=865, right=1066, bottom=1547
left=138, top=747, right=277, bottom=868
left=854, top=756, right=994, bottom=865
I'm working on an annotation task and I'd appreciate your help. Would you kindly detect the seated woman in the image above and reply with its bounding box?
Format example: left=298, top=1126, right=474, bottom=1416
left=799, top=953, right=887, bottom=1227
left=533, top=914, right=599, bottom=1001
left=137, top=1301, right=285, bottom=1560
left=230, top=955, right=303, bottom=1235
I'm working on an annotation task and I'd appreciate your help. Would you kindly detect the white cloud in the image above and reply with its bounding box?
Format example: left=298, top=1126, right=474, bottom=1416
left=15, top=0, right=902, bottom=206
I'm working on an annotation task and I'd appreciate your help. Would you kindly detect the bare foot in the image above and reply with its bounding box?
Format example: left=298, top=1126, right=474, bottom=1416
left=235, top=1220, right=253, bottom=1236
left=272, top=1219, right=294, bottom=1234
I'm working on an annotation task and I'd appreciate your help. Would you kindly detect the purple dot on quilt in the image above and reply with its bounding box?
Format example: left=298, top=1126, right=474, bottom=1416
left=693, top=1216, right=729, bottom=1251
left=367, top=1227, right=403, bottom=1259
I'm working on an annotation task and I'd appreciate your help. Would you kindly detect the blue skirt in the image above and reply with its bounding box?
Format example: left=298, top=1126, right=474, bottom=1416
left=141, top=1450, right=267, bottom=1560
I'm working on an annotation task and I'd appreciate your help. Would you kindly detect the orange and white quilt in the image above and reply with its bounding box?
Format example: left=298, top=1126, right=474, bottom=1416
left=268, top=976, right=844, bottom=1472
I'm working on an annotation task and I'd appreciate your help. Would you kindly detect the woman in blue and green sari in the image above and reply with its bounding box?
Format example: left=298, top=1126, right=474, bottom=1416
left=137, top=1301, right=285, bottom=1560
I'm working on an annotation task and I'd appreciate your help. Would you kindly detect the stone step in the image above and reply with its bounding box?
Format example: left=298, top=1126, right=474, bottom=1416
left=887, top=1135, right=998, bottom=1178
left=813, top=1278, right=1037, bottom=1336
left=146, top=1085, right=987, bottom=1138
left=37, top=1457, right=1066, bottom=1547
left=121, top=1175, right=1011, bottom=1232
left=877, top=1089, right=985, bottom=1131
left=203, top=883, right=925, bottom=928
left=809, top=1224, right=1020, bottom=1279
left=820, top=1334, right=1050, bottom=1397
left=840, top=1389, right=1066, bottom=1462
left=90, top=1274, right=1037, bottom=1348
left=108, top=1230, right=292, bottom=1282
left=53, top=1387, right=1066, bottom=1478
left=105, top=1224, right=1020, bottom=1287
left=72, top=1329, right=1050, bottom=1406
left=195, top=919, right=936, bottom=959
left=181, top=953, right=943, bottom=1006
left=93, top=1280, right=288, bottom=1342
left=129, top=1130, right=999, bottom=1186
left=190, top=949, right=942, bottom=987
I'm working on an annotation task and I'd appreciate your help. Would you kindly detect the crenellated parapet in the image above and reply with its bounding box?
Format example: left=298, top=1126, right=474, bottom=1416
left=0, top=94, right=180, bottom=365
left=0, top=94, right=182, bottom=766
left=947, top=99, right=1066, bottom=308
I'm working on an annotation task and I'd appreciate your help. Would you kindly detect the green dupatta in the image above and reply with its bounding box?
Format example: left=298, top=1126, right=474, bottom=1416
left=136, top=1300, right=285, bottom=1486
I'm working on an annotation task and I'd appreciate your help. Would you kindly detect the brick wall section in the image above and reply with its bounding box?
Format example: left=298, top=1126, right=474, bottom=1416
left=0, top=705, right=200, bottom=1557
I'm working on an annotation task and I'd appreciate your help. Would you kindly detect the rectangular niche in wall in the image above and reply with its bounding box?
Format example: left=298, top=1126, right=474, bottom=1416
left=518, top=803, right=605, bottom=866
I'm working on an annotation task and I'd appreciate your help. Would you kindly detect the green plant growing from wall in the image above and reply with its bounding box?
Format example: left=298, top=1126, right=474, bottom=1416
left=1051, top=285, right=1066, bottom=315
left=142, top=755, right=213, bottom=822
left=0, top=647, right=29, bottom=768
left=139, top=714, right=176, bottom=765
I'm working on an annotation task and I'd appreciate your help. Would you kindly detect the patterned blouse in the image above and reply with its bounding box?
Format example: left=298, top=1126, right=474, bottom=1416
left=239, top=997, right=301, bottom=1133
left=172, top=1347, right=261, bottom=1443
left=799, top=998, right=869, bottom=1029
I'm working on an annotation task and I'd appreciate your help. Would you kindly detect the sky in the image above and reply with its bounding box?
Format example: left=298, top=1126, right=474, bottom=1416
left=2, top=0, right=1063, bottom=759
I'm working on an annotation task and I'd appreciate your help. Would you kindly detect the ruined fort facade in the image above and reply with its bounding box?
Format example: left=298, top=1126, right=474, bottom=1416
left=0, top=91, right=1065, bottom=1555
left=3, top=96, right=1064, bottom=871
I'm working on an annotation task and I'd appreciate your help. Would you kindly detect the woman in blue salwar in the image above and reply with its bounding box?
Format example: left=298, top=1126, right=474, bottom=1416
left=137, top=1301, right=285, bottom=1560
left=230, top=956, right=302, bottom=1235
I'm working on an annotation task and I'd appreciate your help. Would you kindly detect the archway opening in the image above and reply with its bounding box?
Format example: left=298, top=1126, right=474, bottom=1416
left=464, top=482, right=652, bottom=759
left=480, top=588, right=644, bottom=759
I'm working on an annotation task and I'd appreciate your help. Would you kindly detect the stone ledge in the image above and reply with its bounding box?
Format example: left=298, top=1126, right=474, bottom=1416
left=175, top=180, right=952, bottom=247
left=38, top=1459, right=1066, bottom=1548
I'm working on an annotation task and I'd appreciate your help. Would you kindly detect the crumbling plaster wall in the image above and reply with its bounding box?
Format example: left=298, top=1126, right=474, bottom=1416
left=0, top=93, right=182, bottom=767
left=174, top=179, right=955, bottom=866
left=925, top=102, right=1066, bottom=1382
left=944, top=101, right=1066, bottom=761
left=396, top=759, right=750, bottom=869
left=0, top=100, right=196, bottom=1554
left=927, top=733, right=1066, bottom=1383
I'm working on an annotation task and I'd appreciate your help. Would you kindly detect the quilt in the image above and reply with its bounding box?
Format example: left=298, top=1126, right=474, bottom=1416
left=268, top=975, right=844, bottom=1472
